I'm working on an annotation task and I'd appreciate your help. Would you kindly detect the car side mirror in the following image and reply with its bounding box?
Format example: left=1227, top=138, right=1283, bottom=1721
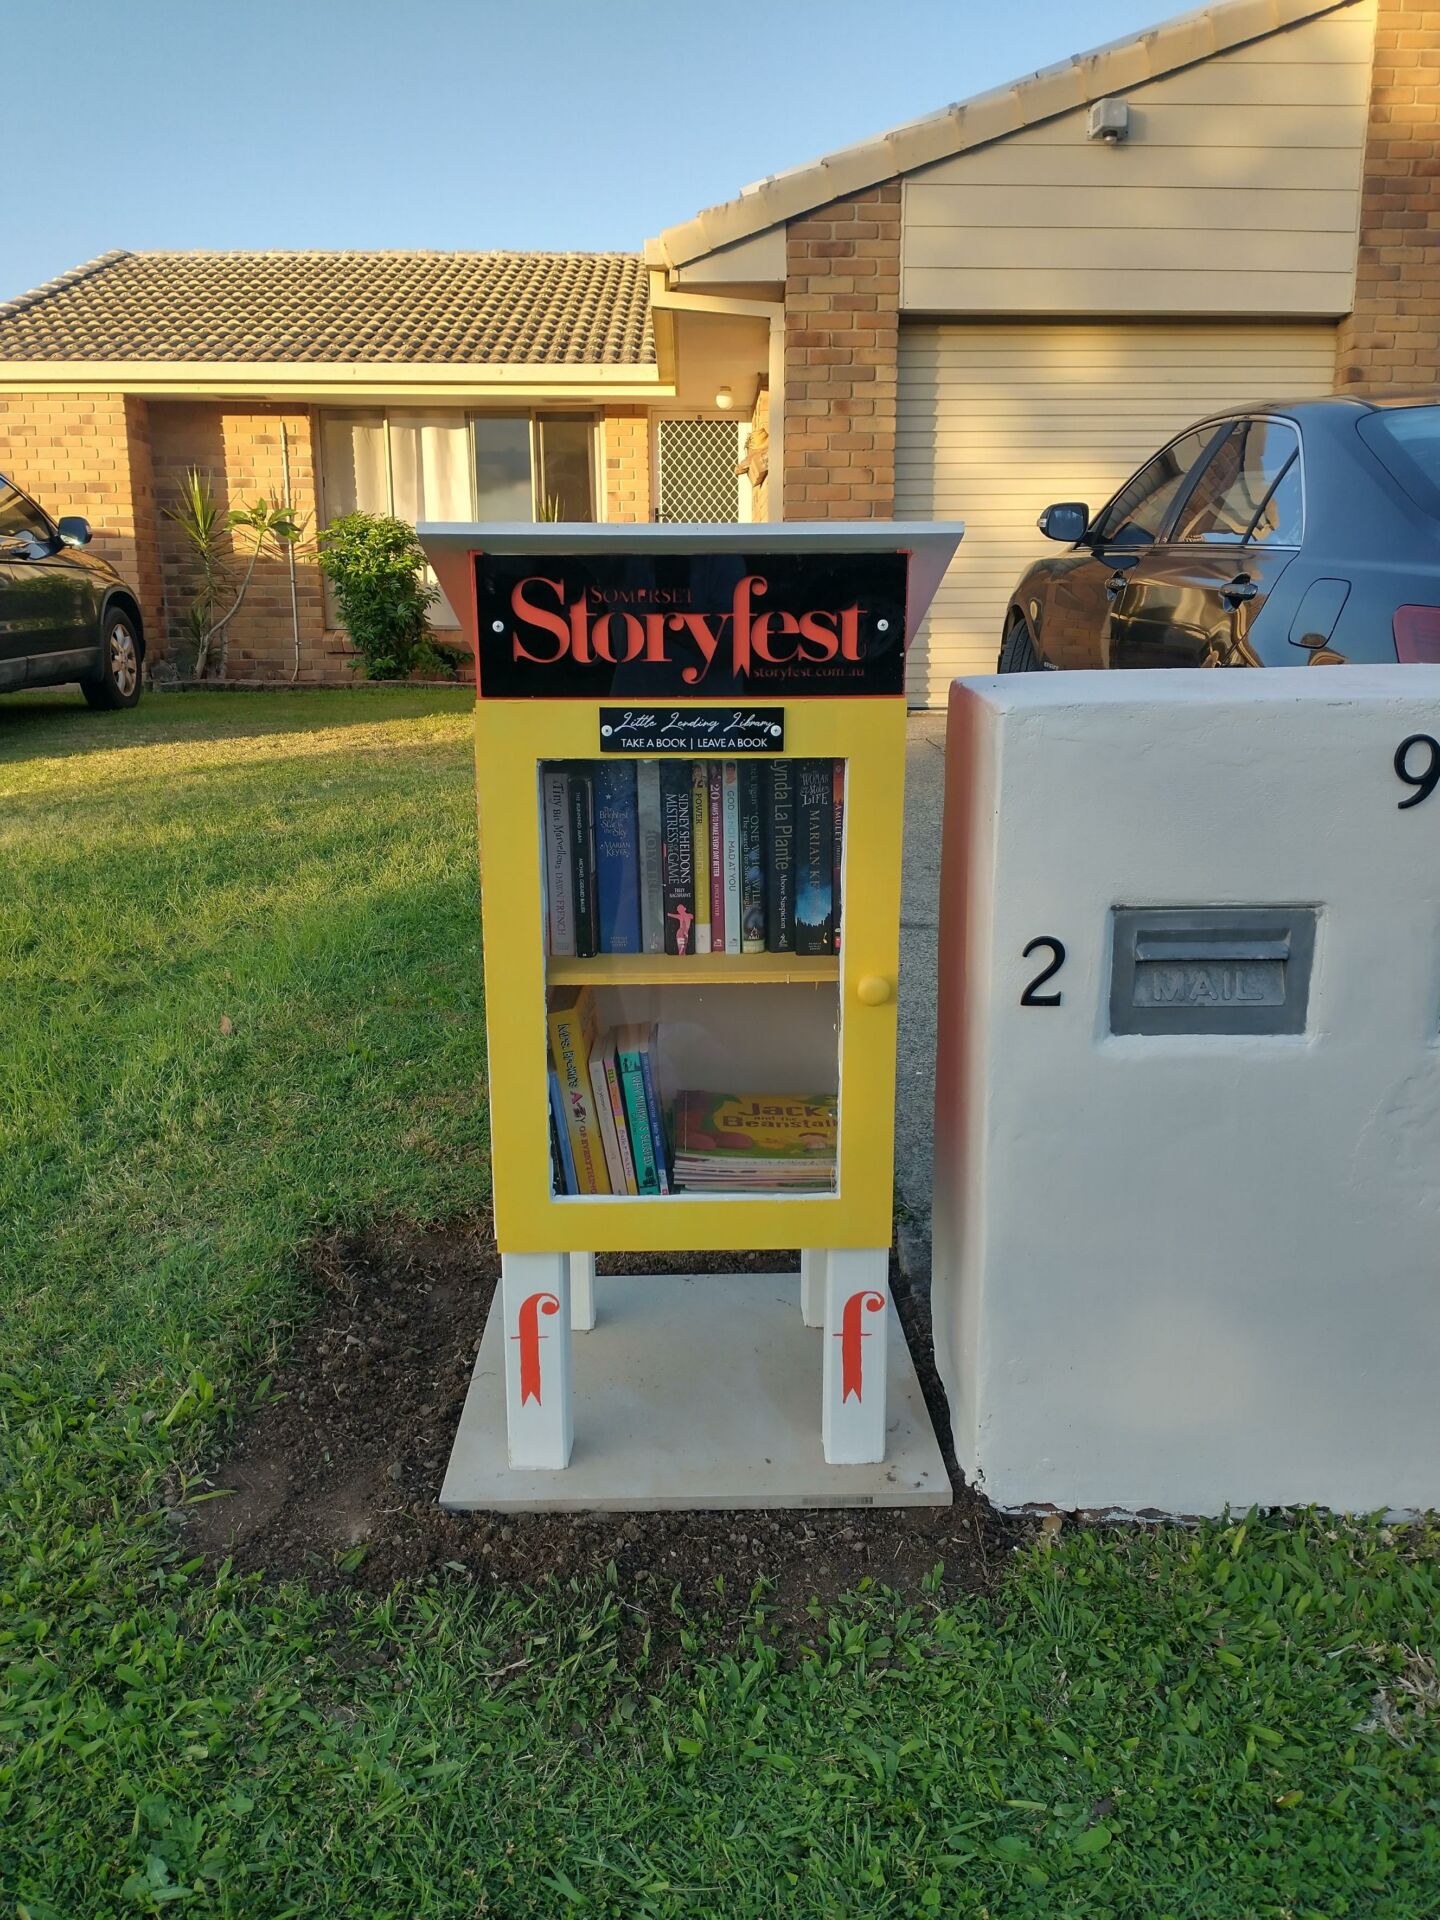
left=57, top=516, right=92, bottom=547
left=1037, top=502, right=1089, bottom=544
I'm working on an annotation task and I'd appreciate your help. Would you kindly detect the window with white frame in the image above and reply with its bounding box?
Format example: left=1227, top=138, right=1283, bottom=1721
left=319, top=410, right=598, bottom=625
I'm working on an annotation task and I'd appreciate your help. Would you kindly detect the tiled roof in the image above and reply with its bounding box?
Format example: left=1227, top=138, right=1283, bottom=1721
left=0, top=250, right=655, bottom=366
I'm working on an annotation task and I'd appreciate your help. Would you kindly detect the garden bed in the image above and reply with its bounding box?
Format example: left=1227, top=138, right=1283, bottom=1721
left=187, top=1212, right=1016, bottom=1616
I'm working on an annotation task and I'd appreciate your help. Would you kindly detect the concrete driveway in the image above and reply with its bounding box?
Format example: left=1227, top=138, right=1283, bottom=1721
left=895, top=708, right=948, bottom=1282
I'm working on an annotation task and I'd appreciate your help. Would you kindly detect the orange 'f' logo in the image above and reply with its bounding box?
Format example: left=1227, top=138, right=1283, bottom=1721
left=512, top=1291, right=560, bottom=1404
left=835, top=1289, right=885, bottom=1402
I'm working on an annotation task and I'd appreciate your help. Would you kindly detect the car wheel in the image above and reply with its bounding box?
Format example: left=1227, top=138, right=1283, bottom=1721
left=82, top=609, right=143, bottom=710
left=998, top=614, right=1042, bottom=673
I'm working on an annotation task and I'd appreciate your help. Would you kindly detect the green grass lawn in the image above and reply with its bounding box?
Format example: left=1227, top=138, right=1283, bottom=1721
left=3, top=688, right=1438, bottom=1918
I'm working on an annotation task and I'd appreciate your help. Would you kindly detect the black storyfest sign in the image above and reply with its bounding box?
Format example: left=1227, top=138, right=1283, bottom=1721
left=472, top=550, right=909, bottom=699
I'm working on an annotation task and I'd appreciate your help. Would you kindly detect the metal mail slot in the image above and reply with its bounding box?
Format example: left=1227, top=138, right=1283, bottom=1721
left=1110, top=907, right=1316, bottom=1036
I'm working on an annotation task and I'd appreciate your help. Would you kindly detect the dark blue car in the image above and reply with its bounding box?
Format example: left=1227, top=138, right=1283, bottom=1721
left=1001, top=395, right=1440, bottom=673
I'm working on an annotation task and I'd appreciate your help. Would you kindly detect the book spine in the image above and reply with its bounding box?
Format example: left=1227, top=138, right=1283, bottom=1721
left=691, top=763, right=711, bottom=955
left=588, top=1038, right=626, bottom=1193
left=638, top=1034, right=671, bottom=1195
left=794, top=758, right=835, bottom=957
left=739, top=760, right=765, bottom=954
left=542, top=768, right=575, bottom=956
left=548, top=1068, right=577, bottom=1195
left=636, top=761, right=665, bottom=955
left=659, top=762, right=696, bottom=955
left=832, top=760, right=844, bottom=954
left=764, top=758, right=795, bottom=952
left=721, top=761, right=741, bottom=956
left=602, top=1047, right=639, bottom=1195
left=549, top=995, right=609, bottom=1193
left=568, top=771, right=598, bottom=959
left=707, top=761, right=726, bottom=952
left=594, top=762, right=642, bottom=954
left=617, top=1041, right=659, bottom=1194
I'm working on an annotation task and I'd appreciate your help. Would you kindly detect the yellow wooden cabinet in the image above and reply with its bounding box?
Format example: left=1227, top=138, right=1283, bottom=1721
left=419, top=524, right=961, bottom=1499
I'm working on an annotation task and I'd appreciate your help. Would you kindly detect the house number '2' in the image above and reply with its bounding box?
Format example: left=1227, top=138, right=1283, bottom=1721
left=1395, top=734, right=1440, bottom=810
left=1021, top=936, right=1066, bottom=1007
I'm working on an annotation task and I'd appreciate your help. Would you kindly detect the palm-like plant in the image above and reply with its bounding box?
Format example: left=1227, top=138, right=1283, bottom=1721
left=165, top=469, right=307, bottom=678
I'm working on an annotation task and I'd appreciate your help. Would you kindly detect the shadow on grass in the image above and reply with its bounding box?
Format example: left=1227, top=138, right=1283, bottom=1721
left=0, top=686, right=476, bottom=768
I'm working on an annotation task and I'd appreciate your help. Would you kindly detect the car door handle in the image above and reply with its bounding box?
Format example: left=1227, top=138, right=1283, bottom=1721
left=1221, top=575, right=1258, bottom=607
left=1104, top=570, right=1130, bottom=600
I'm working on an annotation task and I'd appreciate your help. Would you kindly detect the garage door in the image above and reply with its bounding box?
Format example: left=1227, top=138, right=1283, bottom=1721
left=896, top=321, right=1338, bottom=705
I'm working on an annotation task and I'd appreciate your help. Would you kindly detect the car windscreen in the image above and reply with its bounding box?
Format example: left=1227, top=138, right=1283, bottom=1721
left=1357, top=405, right=1440, bottom=520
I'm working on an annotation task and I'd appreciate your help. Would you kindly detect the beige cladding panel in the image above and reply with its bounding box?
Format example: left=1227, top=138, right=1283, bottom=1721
left=895, top=320, right=1338, bottom=705
left=901, top=0, right=1373, bottom=318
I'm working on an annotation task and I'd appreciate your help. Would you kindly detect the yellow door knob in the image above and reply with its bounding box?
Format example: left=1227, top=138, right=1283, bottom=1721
left=857, top=974, right=894, bottom=1006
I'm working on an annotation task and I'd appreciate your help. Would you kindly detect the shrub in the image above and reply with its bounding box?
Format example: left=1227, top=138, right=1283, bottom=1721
left=317, top=512, right=457, bottom=681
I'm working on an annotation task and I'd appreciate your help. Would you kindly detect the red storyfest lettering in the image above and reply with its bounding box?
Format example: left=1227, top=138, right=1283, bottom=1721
left=508, top=573, right=866, bottom=684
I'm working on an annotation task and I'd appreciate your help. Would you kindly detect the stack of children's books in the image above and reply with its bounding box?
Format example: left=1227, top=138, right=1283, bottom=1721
left=670, top=1091, right=837, bottom=1194
left=541, top=757, right=843, bottom=959
left=547, top=987, right=837, bottom=1198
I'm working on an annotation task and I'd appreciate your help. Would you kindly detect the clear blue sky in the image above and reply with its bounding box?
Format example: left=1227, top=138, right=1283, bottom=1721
left=3, top=0, right=1169, bottom=305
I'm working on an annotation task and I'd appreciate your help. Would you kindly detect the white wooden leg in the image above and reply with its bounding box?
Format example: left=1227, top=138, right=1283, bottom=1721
left=822, top=1248, right=888, bottom=1465
left=501, top=1251, right=572, bottom=1469
left=569, top=1252, right=596, bottom=1332
left=800, top=1248, right=826, bottom=1329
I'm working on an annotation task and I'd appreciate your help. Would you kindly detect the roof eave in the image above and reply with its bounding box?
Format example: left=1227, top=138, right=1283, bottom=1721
left=650, top=0, right=1351, bottom=269
left=0, top=360, right=668, bottom=401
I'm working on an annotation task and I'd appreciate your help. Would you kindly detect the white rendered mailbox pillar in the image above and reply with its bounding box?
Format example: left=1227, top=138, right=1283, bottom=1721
left=932, top=668, right=1440, bottom=1519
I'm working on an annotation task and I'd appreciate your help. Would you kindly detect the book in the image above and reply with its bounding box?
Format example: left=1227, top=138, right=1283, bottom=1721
left=587, top=1027, right=628, bottom=1194
left=671, top=1091, right=837, bottom=1194
left=721, top=761, right=742, bottom=956
left=568, top=770, right=598, bottom=959
left=547, top=988, right=610, bottom=1194
left=832, top=760, right=845, bottom=954
left=636, top=760, right=665, bottom=955
left=616, top=1023, right=660, bottom=1195
left=636, top=1028, right=672, bottom=1194
left=764, top=759, right=795, bottom=952
left=794, top=759, right=835, bottom=956
left=739, top=760, right=766, bottom=955
left=595, top=1031, right=639, bottom=1195
left=659, top=762, right=696, bottom=955
left=594, top=761, right=641, bottom=954
left=707, top=761, right=726, bottom=952
left=691, top=763, right=712, bottom=954
left=548, top=1066, right=578, bottom=1195
left=542, top=767, right=575, bottom=957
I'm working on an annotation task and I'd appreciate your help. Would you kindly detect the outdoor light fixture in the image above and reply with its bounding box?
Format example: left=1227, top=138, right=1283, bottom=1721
left=1087, top=97, right=1129, bottom=142
left=715, top=385, right=734, bottom=409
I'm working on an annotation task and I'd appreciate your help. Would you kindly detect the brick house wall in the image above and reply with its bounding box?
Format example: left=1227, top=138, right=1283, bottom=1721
left=149, top=402, right=333, bottom=681
left=1335, top=0, right=1440, bottom=391
left=603, top=406, right=651, bottom=522
left=782, top=183, right=901, bottom=520
left=0, top=390, right=163, bottom=645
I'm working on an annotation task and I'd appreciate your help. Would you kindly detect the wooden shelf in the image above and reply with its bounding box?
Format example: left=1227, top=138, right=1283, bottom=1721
left=546, top=952, right=839, bottom=987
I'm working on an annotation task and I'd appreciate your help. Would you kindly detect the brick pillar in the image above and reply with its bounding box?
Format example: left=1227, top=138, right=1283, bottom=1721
left=0, top=390, right=164, bottom=644
left=1336, top=0, right=1440, bottom=392
left=783, top=182, right=901, bottom=520
left=603, top=407, right=651, bottom=522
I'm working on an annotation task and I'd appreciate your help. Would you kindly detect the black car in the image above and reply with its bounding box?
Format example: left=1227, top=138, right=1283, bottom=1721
left=1001, top=396, right=1440, bottom=673
left=0, top=473, right=145, bottom=706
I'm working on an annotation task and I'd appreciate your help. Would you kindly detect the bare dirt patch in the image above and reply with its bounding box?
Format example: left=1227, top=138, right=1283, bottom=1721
left=187, top=1215, right=1020, bottom=1618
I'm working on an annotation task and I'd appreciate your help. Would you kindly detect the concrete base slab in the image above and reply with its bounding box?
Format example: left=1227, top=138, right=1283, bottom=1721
left=440, top=1272, right=951, bottom=1511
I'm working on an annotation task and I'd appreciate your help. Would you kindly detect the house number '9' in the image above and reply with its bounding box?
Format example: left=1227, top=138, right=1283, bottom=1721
left=1020, top=936, right=1066, bottom=1007
left=1394, top=734, right=1440, bottom=810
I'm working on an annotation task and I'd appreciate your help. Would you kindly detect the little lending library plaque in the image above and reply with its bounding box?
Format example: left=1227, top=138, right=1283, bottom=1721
left=473, top=549, right=909, bottom=699
left=599, top=707, right=784, bottom=754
